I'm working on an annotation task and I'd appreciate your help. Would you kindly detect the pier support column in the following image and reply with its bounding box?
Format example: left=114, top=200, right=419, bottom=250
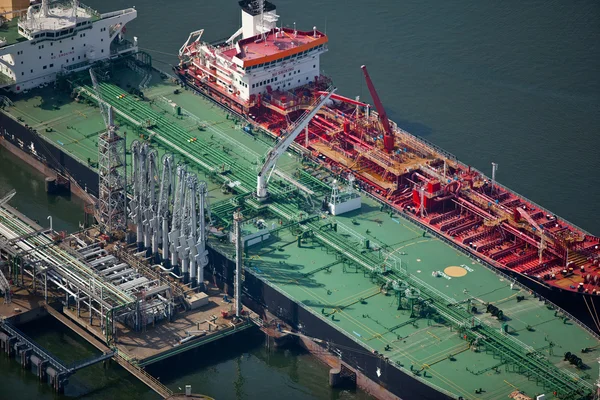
left=0, top=332, right=7, bottom=354
left=329, top=364, right=357, bottom=389
left=20, top=347, right=31, bottom=369
left=5, top=336, right=16, bottom=356
left=329, top=367, right=342, bottom=387
left=47, top=367, right=57, bottom=389
left=31, top=356, right=47, bottom=381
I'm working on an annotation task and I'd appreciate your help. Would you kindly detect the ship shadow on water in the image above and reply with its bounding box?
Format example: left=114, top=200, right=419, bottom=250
left=143, top=330, right=321, bottom=384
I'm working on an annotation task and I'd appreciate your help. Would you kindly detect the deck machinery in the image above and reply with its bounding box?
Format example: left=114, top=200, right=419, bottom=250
left=175, top=0, right=600, bottom=298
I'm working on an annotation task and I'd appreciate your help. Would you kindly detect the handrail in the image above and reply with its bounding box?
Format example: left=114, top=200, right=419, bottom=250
left=0, top=320, right=68, bottom=372
left=360, top=189, right=600, bottom=341
left=100, top=8, right=136, bottom=20
left=380, top=110, right=596, bottom=237
left=113, top=350, right=173, bottom=397
left=243, top=268, right=459, bottom=400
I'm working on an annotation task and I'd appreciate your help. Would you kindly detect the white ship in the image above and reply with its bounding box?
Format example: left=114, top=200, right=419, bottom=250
left=0, top=0, right=137, bottom=92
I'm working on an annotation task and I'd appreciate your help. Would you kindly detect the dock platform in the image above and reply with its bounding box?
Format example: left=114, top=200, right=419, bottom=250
left=0, top=202, right=252, bottom=398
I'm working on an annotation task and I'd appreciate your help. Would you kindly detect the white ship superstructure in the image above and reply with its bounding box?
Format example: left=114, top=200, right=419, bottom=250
left=0, top=0, right=137, bottom=92
left=179, top=0, right=328, bottom=112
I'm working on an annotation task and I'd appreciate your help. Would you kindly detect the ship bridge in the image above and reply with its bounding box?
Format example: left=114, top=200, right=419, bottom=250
left=0, top=0, right=137, bottom=92
left=179, top=0, right=327, bottom=103
left=17, top=1, right=96, bottom=40
left=223, top=27, right=328, bottom=69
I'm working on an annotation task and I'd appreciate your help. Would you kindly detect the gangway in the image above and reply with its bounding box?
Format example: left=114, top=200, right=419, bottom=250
left=66, top=351, right=115, bottom=372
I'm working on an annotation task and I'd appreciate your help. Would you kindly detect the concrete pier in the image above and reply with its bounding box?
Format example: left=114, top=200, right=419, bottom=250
left=0, top=202, right=252, bottom=399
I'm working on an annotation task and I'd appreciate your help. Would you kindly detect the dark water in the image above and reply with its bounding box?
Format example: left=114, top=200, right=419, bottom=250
left=1, top=316, right=367, bottom=400
left=1, top=0, right=599, bottom=398
left=0, top=147, right=86, bottom=232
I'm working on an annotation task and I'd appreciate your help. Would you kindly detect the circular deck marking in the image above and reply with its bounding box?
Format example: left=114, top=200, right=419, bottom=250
left=444, top=266, right=468, bottom=278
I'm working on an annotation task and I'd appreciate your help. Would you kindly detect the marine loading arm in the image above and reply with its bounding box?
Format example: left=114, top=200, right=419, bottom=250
left=255, top=88, right=336, bottom=201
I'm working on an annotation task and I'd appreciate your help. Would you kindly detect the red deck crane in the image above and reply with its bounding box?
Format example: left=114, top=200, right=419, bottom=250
left=360, top=65, right=394, bottom=153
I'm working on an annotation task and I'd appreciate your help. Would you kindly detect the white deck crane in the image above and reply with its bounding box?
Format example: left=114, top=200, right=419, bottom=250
left=89, top=68, right=115, bottom=133
left=255, top=88, right=336, bottom=201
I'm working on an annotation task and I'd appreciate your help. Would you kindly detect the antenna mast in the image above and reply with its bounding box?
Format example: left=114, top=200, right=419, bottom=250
left=258, top=0, right=266, bottom=42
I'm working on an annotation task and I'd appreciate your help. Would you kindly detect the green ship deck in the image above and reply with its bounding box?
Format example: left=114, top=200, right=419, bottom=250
left=2, top=61, right=599, bottom=399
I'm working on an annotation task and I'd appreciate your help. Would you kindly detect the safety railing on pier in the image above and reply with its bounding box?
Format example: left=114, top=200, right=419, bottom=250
left=113, top=350, right=174, bottom=398
left=0, top=320, right=68, bottom=373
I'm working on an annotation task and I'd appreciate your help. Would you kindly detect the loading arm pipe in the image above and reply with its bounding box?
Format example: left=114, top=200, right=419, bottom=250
left=89, top=68, right=110, bottom=129
left=360, top=65, right=394, bottom=152
left=256, top=88, right=336, bottom=200
left=0, top=189, right=16, bottom=206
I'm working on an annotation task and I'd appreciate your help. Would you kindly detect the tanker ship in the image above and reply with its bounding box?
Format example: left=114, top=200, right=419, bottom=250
left=175, top=1, right=600, bottom=304
left=0, top=1, right=600, bottom=399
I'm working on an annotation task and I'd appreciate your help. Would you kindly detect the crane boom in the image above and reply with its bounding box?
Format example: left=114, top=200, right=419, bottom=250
left=90, top=68, right=114, bottom=129
left=256, top=88, right=336, bottom=200
left=360, top=65, right=394, bottom=153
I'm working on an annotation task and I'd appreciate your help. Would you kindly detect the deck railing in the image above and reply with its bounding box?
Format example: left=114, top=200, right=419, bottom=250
left=377, top=109, right=595, bottom=237
left=360, top=189, right=600, bottom=341
left=242, top=267, right=459, bottom=400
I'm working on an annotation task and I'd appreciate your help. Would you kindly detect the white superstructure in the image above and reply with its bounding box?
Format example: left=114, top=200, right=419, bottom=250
left=0, top=0, right=137, bottom=92
left=179, top=0, right=328, bottom=111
